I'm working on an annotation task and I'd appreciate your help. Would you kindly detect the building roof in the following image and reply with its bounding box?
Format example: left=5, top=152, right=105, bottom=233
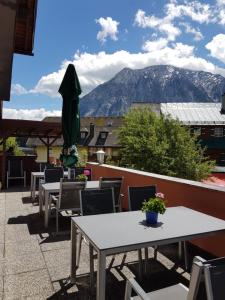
left=0, top=119, right=61, bottom=138
left=26, top=117, right=123, bottom=148
left=161, top=103, right=225, bottom=125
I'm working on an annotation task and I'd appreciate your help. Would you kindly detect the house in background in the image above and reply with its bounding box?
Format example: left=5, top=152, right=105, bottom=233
left=161, top=102, right=225, bottom=165
left=26, top=116, right=123, bottom=163
left=132, top=97, right=225, bottom=166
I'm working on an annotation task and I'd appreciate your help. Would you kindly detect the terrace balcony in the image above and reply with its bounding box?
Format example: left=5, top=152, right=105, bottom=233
left=0, top=163, right=225, bottom=299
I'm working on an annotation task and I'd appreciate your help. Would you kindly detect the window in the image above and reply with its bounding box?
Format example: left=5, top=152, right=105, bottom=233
left=214, top=127, right=223, bottom=137
left=100, top=132, right=107, bottom=139
left=80, top=132, right=87, bottom=139
left=193, top=128, right=201, bottom=136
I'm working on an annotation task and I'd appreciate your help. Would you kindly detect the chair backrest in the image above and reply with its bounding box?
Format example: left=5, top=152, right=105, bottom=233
left=75, top=167, right=92, bottom=181
left=99, top=177, right=124, bottom=210
left=128, top=185, right=156, bottom=211
left=80, top=188, right=115, bottom=216
left=203, top=256, right=225, bottom=300
left=58, top=179, right=86, bottom=211
left=8, top=160, right=23, bottom=177
left=44, top=167, right=64, bottom=183
left=39, top=162, right=48, bottom=172
left=187, top=256, right=225, bottom=300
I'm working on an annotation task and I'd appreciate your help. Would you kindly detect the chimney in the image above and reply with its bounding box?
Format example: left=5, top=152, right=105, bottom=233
left=89, top=123, right=94, bottom=138
left=221, top=93, right=225, bottom=114
left=84, top=122, right=95, bottom=146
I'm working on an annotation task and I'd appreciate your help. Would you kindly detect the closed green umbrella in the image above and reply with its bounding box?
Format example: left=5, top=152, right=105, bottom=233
left=58, top=64, right=81, bottom=167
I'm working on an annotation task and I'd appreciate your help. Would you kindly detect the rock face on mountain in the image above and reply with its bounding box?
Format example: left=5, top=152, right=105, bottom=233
left=80, top=65, right=225, bottom=116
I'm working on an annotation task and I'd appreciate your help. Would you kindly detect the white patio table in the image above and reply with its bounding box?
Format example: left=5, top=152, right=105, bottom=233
left=41, top=180, right=99, bottom=228
left=70, top=206, right=225, bottom=300
left=30, top=171, right=68, bottom=201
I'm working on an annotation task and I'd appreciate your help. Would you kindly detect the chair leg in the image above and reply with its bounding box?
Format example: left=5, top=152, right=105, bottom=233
left=144, top=248, right=148, bottom=275
left=56, top=210, right=59, bottom=233
left=76, top=232, right=83, bottom=268
left=154, top=246, right=158, bottom=260
left=138, top=249, right=143, bottom=279
left=89, top=244, right=94, bottom=295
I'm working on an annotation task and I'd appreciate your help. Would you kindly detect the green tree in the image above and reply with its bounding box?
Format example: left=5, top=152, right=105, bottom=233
left=6, top=137, right=23, bottom=156
left=118, top=107, right=214, bottom=181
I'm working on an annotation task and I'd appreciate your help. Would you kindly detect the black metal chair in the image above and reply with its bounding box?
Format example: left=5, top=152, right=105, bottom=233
left=128, top=185, right=156, bottom=211
left=39, top=167, right=64, bottom=205
left=76, top=188, right=115, bottom=267
left=128, top=185, right=158, bottom=272
left=80, top=188, right=115, bottom=216
left=50, top=179, right=86, bottom=232
left=6, top=159, right=26, bottom=188
left=44, top=167, right=64, bottom=183
left=99, top=176, right=124, bottom=211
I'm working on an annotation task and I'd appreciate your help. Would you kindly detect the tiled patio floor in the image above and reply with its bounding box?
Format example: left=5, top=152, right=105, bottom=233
left=0, top=187, right=210, bottom=299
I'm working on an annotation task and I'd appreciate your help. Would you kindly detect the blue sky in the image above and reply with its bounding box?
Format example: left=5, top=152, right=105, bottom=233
left=4, top=0, right=225, bottom=120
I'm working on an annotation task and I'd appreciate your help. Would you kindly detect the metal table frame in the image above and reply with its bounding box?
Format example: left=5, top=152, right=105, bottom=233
left=40, top=180, right=100, bottom=228
left=70, top=207, right=225, bottom=300
left=30, top=172, right=44, bottom=201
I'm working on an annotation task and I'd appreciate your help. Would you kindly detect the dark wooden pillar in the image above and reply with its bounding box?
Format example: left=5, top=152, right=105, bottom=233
left=0, top=101, right=3, bottom=120
left=1, top=136, right=6, bottom=188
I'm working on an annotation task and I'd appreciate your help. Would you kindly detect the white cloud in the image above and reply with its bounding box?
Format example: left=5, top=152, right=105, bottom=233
left=19, top=44, right=225, bottom=101
left=143, top=38, right=168, bottom=52
left=218, top=8, right=225, bottom=25
left=3, top=108, right=61, bottom=120
left=206, top=34, right=225, bottom=64
left=11, top=84, right=29, bottom=95
left=165, top=1, right=212, bottom=24
left=180, top=22, right=203, bottom=41
left=217, top=0, right=225, bottom=6
left=134, top=9, right=181, bottom=41
left=96, top=17, right=119, bottom=43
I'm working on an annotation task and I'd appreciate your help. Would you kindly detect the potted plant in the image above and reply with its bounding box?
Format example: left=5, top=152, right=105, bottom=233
left=141, top=193, right=166, bottom=224
left=75, top=174, right=88, bottom=182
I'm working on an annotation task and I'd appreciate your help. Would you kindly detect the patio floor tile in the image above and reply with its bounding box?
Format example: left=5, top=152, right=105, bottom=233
left=4, top=269, right=53, bottom=299
left=40, top=237, right=70, bottom=252
left=4, top=239, right=40, bottom=258
left=0, top=244, right=4, bottom=260
left=43, top=247, right=71, bottom=269
left=0, top=227, right=4, bottom=244
left=5, top=224, right=36, bottom=242
left=4, top=251, right=46, bottom=275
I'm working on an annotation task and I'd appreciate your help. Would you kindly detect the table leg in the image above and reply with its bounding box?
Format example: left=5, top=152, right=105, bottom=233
left=97, top=251, right=106, bottom=300
left=39, top=184, right=43, bottom=214
left=183, top=241, right=189, bottom=270
left=70, top=221, right=77, bottom=283
left=89, top=244, right=94, bottom=295
left=33, top=176, right=36, bottom=202
left=30, top=174, right=33, bottom=198
left=44, top=190, right=50, bottom=228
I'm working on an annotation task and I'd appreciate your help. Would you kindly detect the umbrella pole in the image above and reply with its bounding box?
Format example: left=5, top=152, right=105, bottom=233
left=68, top=167, right=71, bottom=179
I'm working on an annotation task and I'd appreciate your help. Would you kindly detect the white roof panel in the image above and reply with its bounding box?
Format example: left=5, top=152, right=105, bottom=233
left=161, top=103, right=225, bottom=125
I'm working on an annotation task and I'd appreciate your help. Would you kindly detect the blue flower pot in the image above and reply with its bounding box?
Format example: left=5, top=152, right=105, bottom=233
left=146, top=211, right=158, bottom=224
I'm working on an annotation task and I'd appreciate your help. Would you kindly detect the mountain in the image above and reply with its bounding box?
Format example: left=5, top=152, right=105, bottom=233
left=80, top=65, right=225, bottom=116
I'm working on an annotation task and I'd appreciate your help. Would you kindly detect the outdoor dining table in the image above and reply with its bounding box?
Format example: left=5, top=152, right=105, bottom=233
left=41, top=180, right=100, bottom=228
left=70, top=206, right=225, bottom=300
left=30, top=171, right=68, bottom=201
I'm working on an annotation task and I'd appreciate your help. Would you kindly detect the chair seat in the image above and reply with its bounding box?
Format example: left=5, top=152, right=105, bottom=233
left=132, top=283, right=188, bottom=300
